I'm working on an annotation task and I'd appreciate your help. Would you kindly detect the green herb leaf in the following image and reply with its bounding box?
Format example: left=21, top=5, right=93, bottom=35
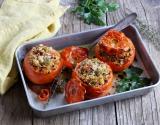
left=106, top=3, right=120, bottom=12
left=116, top=66, right=151, bottom=93
left=72, top=0, right=119, bottom=26
left=124, top=66, right=143, bottom=78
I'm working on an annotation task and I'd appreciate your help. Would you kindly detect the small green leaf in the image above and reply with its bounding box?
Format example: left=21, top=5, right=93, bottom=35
left=71, top=0, right=119, bottom=26
left=99, top=4, right=109, bottom=13
left=72, top=6, right=84, bottom=13
left=116, top=66, right=151, bottom=93
left=106, top=3, right=120, bottom=12
left=92, top=16, right=106, bottom=26
left=124, top=66, right=143, bottom=78
left=84, top=12, right=92, bottom=24
left=139, top=77, right=151, bottom=85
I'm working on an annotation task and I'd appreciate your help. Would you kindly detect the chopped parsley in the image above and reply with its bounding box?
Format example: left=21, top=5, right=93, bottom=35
left=72, top=0, right=119, bottom=26
left=116, top=66, right=151, bottom=93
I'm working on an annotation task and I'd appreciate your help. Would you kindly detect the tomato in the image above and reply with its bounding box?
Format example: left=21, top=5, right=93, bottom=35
left=99, top=30, right=129, bottom=55
left=61, top=46, right=88, bottom=69
left=65, top=78, right=86, bottom=103
left=95, top=30, right=135, bottom=72
left=72, top=60, right=113, bottom=99
left=38, top=89, right=50, bottom=101
left=23, top=46, right=63, bottom=84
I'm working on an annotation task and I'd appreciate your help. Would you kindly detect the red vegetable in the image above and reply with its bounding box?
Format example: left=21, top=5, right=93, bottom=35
left=61, top=46, right=88, bottom=69
left=95, top=30, right=135, bottom=72
left=23, top=45, right=63, bottom=84
left=38, top=89, right=50, bottom=101
left=65, top=78, right=86, bottom=103
left=72, top=59, right=113, bottom=99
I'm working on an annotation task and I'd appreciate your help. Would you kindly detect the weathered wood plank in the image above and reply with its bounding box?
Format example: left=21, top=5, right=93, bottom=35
left=108, top=0, right=160, bottom=125
left=0, top=84, right=32, bottom=125
left=145, top=0, right=160, bottom=7
left=139, top=1, right=160, bottom=125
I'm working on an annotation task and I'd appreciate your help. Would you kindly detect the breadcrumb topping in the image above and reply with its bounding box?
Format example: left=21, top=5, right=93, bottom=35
left=28, top=44, right=60, bottom=74
left=77, top=58, right=111, bottom=87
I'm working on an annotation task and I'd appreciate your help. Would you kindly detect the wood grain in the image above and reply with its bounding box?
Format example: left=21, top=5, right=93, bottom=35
left=107, top=0, right=160, bottom=125
left=0, top=0, right=160, bottom=125
left=0, top=84, right=32, bottom=125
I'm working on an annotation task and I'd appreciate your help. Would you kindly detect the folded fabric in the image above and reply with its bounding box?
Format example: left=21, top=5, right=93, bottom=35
left=0, top=0, right=69, bottom=94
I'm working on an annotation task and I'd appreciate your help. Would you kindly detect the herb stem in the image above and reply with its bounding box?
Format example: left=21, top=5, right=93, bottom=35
left=85, top=0, right=90, bottom=7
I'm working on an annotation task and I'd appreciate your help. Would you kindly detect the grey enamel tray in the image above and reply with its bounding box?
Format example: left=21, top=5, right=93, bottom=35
left=15, top=25, right=160, bottom=117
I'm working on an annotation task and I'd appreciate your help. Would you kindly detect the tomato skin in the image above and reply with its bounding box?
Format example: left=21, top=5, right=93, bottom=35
left=65, top=78, right=86, bottom=103
left=23, top=51, right=63, bottom=85
left=99, top=30, right=128, bottom=55
left=95, top=44, right=135, bottom=72
left=95, top=30, right=135, bottom=72
left=72, top=62, right=113, bottom=99
left=38, top=89, right=50, bottom=101
left=61, top=46, right=88, bottom=69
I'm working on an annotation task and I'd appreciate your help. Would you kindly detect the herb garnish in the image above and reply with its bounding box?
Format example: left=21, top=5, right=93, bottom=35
left=116, top=66, right=151, bottom=93
left=72, top=0, right=119, bottom=26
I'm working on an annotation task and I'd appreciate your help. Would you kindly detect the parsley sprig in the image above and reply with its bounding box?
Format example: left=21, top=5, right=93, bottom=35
left=72, top=0, right=119, bottom=26
left=116, top=66, right=151, bottom=93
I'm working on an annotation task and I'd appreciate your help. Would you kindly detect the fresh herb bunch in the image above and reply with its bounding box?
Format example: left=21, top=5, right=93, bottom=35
left=116, top=66, right=151, bottom=93
left=72, top=0, right=119, bottom=26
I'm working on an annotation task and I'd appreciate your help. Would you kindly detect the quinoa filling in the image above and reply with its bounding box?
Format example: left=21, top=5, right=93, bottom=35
left=77, top=58, right=111, bottom=87
left=28, top=44, right=60, bottom=73
left=99, top=45, right=132, bottom=65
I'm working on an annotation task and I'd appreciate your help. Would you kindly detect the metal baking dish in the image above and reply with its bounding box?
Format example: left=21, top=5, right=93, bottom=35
left=15, top=25, right=160, bottom=117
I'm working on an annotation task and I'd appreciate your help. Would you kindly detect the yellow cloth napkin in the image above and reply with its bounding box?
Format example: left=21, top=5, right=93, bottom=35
left=0, top=0, right=69, bottom=94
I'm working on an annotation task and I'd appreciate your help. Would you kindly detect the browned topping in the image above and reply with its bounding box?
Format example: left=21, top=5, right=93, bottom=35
left=28, top=44, right=60, bottom=73
left=99, top=46, right=132, bottom=65
left=77, top=58, right=111, bottom=87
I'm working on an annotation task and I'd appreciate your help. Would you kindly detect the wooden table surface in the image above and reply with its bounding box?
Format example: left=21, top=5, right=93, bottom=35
left=0, top=0, right=160, bottom=125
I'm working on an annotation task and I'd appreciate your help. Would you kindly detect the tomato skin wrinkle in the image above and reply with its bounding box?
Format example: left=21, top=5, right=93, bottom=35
left=61, top=46, right=88, bottom=69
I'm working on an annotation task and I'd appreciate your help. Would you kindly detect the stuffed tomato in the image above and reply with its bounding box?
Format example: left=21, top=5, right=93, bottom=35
left=71, top=58, right=113, bottom=99
left=95, top=30, right=135, bottom=72
left=23, top=44, right=63, bottom=84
